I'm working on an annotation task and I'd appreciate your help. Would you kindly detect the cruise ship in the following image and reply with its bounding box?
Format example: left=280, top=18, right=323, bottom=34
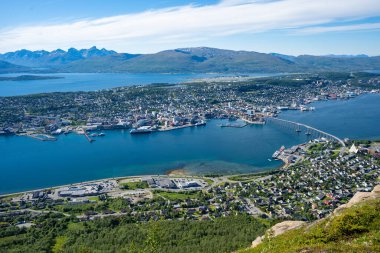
left=272, top=145, right=285, bottom=159
left=130, top=126, right=153, bottom=134
left=195, top=120, right=206, bottom=126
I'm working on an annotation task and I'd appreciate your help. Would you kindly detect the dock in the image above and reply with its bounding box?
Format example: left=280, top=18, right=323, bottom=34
left=28, top=134, right=57, bottom=142
left=83, top=131, right=95, bottom=143
left=219, top=123, right=247, bottom=128
left=241, top=118, right=266, bottom=125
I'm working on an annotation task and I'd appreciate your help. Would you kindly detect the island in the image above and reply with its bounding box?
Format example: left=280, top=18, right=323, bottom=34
left=0, top=71, right=379, bottom=140
left=0, top=75, right=64, bottom=81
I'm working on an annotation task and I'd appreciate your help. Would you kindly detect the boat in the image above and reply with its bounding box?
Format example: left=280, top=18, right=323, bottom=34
left=195, top=120, right=206, bottom=126
left=99, top=132, right=105, bottom=136
left=272, top=151, right=280, bottom=159
left=130, top=126, right=153, bottom=134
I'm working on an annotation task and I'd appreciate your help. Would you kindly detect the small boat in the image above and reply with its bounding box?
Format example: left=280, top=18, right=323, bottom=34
left=99, top=132, right=105, bottom=137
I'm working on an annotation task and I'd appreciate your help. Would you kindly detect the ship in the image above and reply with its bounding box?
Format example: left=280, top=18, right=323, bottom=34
left=130, top=126, right=153, bottom=134
left=272, top=151, right=280, bottom=159
left=272, top=146, right=285, bottom=159
left=195, top=120, right=206, bottom=126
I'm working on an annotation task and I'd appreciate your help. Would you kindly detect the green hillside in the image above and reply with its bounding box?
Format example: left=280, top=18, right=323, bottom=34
left=240, top=199, right=380, bottom=253
left=0, top=60, right=29, bottom=73
left=0, top=214, right=269, bottom=253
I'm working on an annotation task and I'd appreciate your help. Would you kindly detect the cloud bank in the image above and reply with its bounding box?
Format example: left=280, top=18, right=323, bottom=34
left=1, top=0, right=380, bottom=53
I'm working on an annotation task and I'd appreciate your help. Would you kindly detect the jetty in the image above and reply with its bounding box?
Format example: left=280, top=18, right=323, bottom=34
left=219, top=123, right=247, bottom=128
left=83, top=131, right=95, bottom=143
left=28, top=134, right=57, bottom=142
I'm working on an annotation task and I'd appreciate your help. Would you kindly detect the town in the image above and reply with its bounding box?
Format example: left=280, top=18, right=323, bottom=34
left=1, top=138, right=379, bottom=229
left=0, top=72, right=379, bottom=139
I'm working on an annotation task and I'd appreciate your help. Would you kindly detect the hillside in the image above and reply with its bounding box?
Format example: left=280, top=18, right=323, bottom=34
left=49, top=47, right=380, bottom=73
left=240, top=185, right=380, bottom=253
left=1, top=47, right=380, bottom=73
left=0, top=60, right=29, bottom=73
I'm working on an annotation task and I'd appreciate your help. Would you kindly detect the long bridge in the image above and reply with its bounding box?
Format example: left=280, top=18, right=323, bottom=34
left=265, top=117, right=346, bottom=147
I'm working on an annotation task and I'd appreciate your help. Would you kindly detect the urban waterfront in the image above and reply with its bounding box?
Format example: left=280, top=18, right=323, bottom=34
left=0, top=93, right=379, bottom=194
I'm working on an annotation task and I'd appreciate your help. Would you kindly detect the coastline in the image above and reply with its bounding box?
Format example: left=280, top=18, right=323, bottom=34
left=1, top=92, right=379, bottom=196
left=0, top=165, right=286, bottom=198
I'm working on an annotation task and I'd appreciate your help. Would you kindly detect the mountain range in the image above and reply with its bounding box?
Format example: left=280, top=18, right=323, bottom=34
left=0, top=46, right=379, bottom=73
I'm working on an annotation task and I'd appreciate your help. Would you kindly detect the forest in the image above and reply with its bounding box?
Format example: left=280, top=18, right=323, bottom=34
left=0, top=213, right=269, bottom=253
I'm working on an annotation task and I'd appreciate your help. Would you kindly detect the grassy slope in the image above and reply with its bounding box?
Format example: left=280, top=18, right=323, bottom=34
left=240, top=199, right=380, bottom=253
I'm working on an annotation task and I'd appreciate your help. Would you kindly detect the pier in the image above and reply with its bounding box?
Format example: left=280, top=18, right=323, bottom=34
left=83, top=131, right=95, bottom=143
left=219, top=123, right=247, bottom=128
left=266, top=117, right=346, bottom=147
left=28, top=134, right=57, bottom=142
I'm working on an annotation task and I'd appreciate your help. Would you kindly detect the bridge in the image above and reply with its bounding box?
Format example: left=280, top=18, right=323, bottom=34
left=265, top=117, right=346, bottom=147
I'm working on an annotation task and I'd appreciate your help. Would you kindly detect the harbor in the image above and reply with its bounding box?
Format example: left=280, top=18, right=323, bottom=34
left=1, top=91, right=380, bottom=194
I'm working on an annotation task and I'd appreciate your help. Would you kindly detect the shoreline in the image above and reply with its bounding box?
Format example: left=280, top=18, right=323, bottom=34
left=0, top=165, right=285, bottom=198
left=1, top=93, right=379, bottom=196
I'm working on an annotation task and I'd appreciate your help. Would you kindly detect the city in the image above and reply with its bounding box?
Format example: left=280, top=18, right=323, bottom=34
left=1, top=0, right=380, bottom=252
left=0, top=72, right=379, bottom=140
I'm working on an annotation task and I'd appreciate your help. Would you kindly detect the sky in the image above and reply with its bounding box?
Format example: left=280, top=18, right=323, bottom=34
left=0, top=0, right=380, bottom=55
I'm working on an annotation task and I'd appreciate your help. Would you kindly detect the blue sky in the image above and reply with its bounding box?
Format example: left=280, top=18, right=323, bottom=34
left=0, top=0, right=380, bottom=55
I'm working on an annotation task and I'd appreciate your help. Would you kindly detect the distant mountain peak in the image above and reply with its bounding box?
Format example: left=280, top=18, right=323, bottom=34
left=0, top=47, right=118, bottom=67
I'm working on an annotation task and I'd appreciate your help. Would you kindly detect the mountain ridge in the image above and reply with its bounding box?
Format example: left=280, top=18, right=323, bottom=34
left=0, top=46, right=379, bottom=73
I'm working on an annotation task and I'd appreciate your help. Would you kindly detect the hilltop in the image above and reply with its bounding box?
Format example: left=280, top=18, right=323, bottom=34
left=0, top=60, right=30, bottom=74
left=240, top=185, right=380, bottom=253
left=1, top=47, right=380, bottom=73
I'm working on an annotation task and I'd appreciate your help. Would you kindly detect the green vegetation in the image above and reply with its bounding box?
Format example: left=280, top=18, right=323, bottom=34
left=228, top=169, right=280, bottom=181
left=120, top=181, right=149, bottom=190
left=240, top=200, right=380, bottom=253
left=0, top=214, right=268, bottom=253
left=154, top=190, right=200, bottom=201
left=49, top=197, right=132, bottom=215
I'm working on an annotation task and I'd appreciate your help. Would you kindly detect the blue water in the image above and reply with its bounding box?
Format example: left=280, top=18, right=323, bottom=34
left=0, top=93, right=379, bottom=194
left=279, top=93, right=380, bottom=140
left=0, top=72, right=275, bottom=96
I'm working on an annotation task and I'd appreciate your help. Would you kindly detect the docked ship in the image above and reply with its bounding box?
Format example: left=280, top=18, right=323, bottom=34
left=195, top=120, right=206, bottom=126
left=272, top=151, right=281, bottom=159
left=130, top=126, right=153, bottom=134
left=272, top=145, right=285, bottom=159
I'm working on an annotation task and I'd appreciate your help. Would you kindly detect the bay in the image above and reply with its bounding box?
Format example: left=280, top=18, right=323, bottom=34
left=0, top=93, right=379, bottom=194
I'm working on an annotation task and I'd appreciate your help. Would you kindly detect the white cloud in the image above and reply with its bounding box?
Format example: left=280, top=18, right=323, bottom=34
left=295, top=22, right=380, bottom=34
left=0, top=0, right=380, bottom=53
